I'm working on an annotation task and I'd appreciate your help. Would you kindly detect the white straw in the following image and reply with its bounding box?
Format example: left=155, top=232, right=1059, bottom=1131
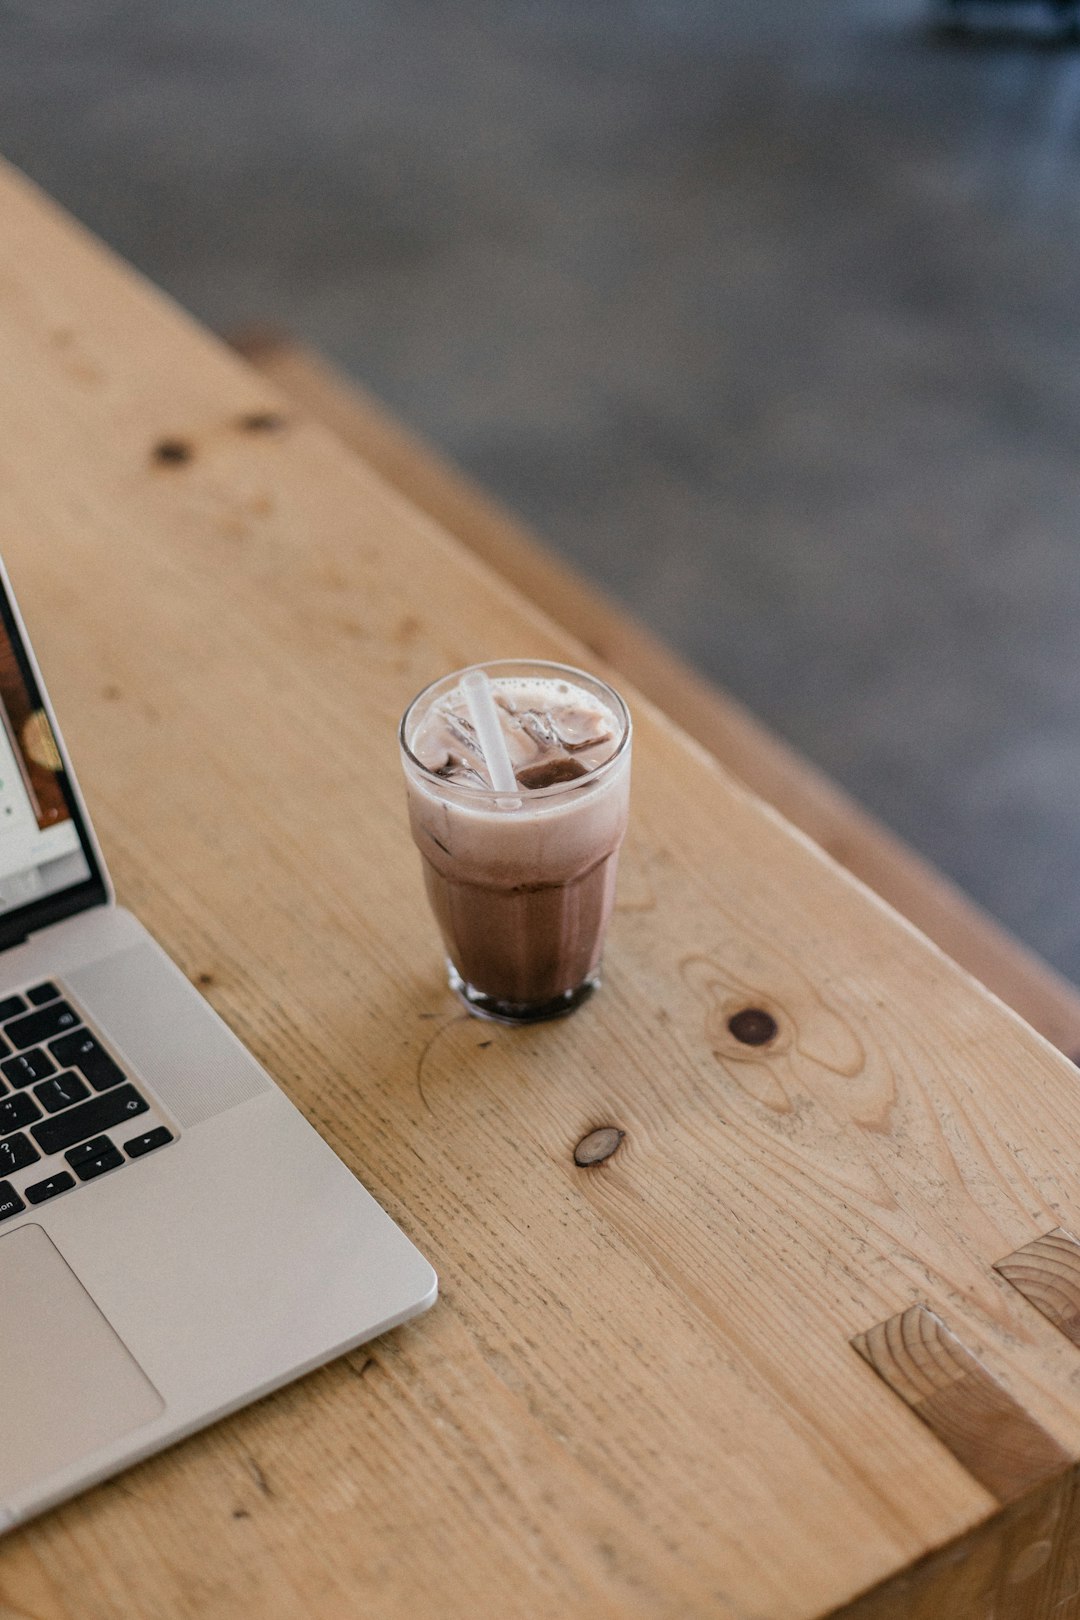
left=461, top=669, right=519, bottom=797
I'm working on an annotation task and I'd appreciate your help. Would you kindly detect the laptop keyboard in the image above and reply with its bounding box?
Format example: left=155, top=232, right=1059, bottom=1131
left=0, top=981, right=173, bottom=1222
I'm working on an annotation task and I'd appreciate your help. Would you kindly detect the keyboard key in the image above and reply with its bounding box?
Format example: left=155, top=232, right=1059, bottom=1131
left=73, top=1146, right=124, bottom=1183
left=26, top=981, right=61, bottom=1006
left=0, top=1093, right=40, bottom=1131
left=65, top=1135, right=113, bottom=1168
left=5, top=1000, right=79, bottom=1050
left=0, top=1179, right=24, bottom=1220
left=49, top=1030, right=124, bottom=1092
left=124, top=1126, right=173, bottom=1160
left=2, top=1048, right=57, bottom=1089
left=31, top=1085, right=148, bottom=1157
left=34, top=1072, right=89, bottom=1114
left=0, top=995, right=25, bottom=1022
left=2, top=1048, right=56, bottom=1089
left=0, top=1133, right=39, bottom=1175
left=24, top=1171, right=75, bottom=1205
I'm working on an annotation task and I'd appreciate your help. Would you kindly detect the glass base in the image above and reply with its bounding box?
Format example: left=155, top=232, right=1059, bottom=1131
left=448, top=962, right=599, bottom=1025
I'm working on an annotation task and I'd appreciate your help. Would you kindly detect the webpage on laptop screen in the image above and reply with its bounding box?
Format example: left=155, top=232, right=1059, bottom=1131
left=0, top=622, right=89, bottom=916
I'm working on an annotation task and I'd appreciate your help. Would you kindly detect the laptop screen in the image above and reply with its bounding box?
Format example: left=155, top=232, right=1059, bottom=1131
left=0, top=577, right=106, bottom=945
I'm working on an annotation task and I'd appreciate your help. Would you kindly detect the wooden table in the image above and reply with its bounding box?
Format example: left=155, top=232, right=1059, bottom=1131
left=2, top=160, right=1080, bottom=1620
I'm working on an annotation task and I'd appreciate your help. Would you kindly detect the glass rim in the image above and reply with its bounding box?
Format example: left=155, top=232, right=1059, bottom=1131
left=398, top=659, right=632, bottom=803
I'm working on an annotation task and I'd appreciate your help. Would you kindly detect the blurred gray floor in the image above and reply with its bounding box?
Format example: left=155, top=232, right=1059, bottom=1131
left=4, top=0, right=1080, bottom=976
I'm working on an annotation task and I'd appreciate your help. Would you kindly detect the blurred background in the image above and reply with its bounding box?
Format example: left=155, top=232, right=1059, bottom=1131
left=3, top=0, right=1080, bottom=977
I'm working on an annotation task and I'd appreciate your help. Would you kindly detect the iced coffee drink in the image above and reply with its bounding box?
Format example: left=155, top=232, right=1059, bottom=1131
left=399, top=661, right=631, bottom=1023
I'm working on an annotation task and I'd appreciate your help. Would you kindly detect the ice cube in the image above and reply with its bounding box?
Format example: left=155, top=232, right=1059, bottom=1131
left=551, top=705, right=612, bottom=752
left=442, top=710, right=480, bottom=754
left=516, top=758, right=591, bottom=789
left=519, top=709, right=560, bottom=750
left=434, top=755, right=488, bottom=787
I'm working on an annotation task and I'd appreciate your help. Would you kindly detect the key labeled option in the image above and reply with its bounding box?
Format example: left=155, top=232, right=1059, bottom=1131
left=0, top=1178, right=24, bottom=1220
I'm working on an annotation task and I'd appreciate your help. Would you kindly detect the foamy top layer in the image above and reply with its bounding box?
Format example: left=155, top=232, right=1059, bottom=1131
left=410, top=675, right=622, bottom=792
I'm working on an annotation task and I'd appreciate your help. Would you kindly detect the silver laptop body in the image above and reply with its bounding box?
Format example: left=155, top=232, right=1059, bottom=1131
left=0, top=560, right=437, bottom=1532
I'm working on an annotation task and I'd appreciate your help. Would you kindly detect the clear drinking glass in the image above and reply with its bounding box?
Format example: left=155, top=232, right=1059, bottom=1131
left=399, top=660, right=632, bottom=1024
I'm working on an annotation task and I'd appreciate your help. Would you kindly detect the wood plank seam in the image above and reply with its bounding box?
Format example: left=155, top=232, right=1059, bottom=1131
left=851, top=1306, right=1073, bottom=1505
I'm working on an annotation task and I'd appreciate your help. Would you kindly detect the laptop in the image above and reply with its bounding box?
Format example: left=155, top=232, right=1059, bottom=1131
left=0, top=559, right=438, bottom=1532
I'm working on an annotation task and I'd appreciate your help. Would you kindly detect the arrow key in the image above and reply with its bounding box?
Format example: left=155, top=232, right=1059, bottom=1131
left=72, top=1145, right=125, bottom=1183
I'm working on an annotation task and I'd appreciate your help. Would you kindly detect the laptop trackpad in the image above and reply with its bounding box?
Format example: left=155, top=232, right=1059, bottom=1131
left=0, top=1224, right=164, bottom=1503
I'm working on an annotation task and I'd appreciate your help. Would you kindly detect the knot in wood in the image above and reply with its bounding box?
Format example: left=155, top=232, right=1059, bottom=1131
left=239, top=411, right=287, bottom=433
left=727, top=1007, right=778, bottom=1046
left=151, top=438, right=193, bottom=465
left=574, top=1127, right=624, bottom=1167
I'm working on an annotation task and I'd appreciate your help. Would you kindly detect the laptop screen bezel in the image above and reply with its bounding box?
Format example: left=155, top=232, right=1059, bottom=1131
left=0, top=576, right=109, bottom=951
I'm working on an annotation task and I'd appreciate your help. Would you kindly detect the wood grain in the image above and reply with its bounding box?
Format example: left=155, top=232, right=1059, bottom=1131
left=0, top=159, right=1080, bottom=1619
left=996, top=1229, right=1080, bottom=1346
left=838, top=1468, right=1080, bottom=1620
left=852, top=1307, right=1071, bottom=1504
left=230, top=330, right=1080, bottom=1060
